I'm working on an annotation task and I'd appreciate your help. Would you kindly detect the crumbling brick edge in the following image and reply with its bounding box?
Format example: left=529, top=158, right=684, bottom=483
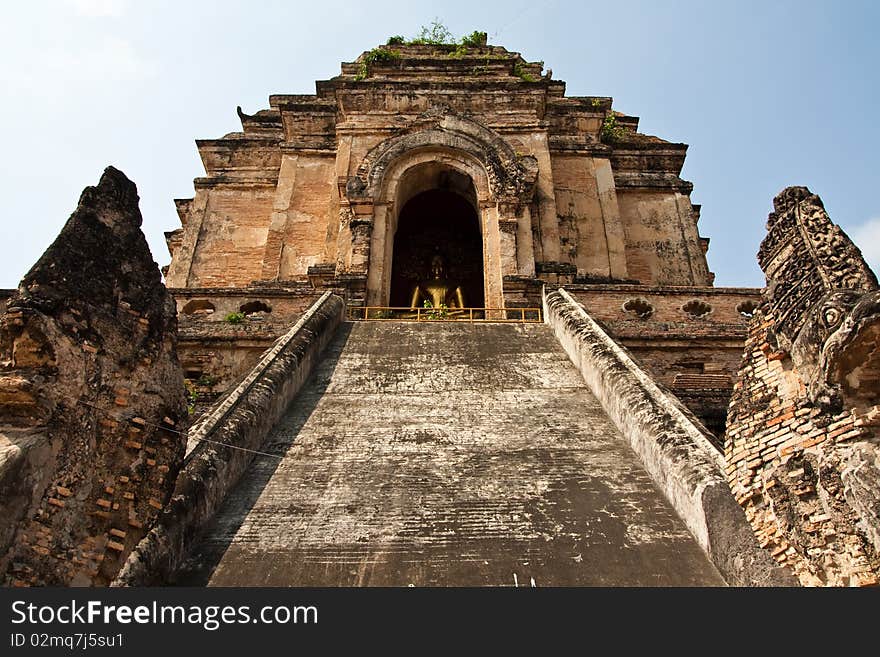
left=544, top=288, right=797, bottom=586
left=111, top=291, right=345, bottom=586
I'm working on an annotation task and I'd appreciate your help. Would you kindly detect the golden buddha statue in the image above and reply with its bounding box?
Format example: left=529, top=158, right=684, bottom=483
left=409, top=254, right=466, bottom=309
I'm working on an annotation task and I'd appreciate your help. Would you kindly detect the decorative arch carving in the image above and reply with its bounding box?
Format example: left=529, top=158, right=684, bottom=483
left=340, top=107, right=538, bottom=308
left=682, top=299, right=712, bottom=318
left=181, top=299, right=215, bottom=315
left=623, top=297, right=654, bottom=319
left=346, top=108, right=537, bottom=206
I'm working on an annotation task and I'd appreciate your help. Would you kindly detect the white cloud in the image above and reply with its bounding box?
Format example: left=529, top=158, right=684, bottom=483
left=65, top=0, right=128, bottom=17
left=850, top=217, right=880, bottom=275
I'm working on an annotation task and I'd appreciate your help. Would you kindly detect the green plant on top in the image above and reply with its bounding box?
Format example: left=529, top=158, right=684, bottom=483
left=600, top=113, right=628, bottom=144
left=196, top=374, right=217, bottom=387
left=224, top=311, right=245, bottom=324
left=442, top=29, right=488, bottom=58
left=460, top=30, right=486, bottom=48
left=355, top=46, right=401, bottom=81
left=410, top=19, right=456, bottom=45
left=384, top=23, right=487, bottom=50
left=368, top=24, right=491, bottom=75
left=513, top=62, right=537, bottom=82
left=449, top=43, right=469, bottom=59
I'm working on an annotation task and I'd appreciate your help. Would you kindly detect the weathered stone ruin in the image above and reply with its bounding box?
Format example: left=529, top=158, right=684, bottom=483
left=6, top=36, right=877, bottom=588
left=100, top=37, right=799, bottom=587
left=0, top=167, right=187, bottom=586
left=725, top=187, right=880, bottom=586
left=165, top=37, right=755, bottom=445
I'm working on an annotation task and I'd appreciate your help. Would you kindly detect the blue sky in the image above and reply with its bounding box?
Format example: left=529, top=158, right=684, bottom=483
left=1, top=0, right=877, bottom=288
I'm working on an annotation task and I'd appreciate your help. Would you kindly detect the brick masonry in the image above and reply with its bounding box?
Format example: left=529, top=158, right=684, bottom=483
left=0, top=168, right=187, bottom=586
left=725, top=187, right=880, bottom=586
left=159, top=40, right=731, bottom=442
left=165, top=40, right=712, bottom=309
left=564, top=284, right=761, bottom=444
left=171, top=285, right=329, bottom=415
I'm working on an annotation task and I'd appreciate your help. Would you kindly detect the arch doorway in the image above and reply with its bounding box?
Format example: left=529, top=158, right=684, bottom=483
left=389, top=189, right=485, bottom=309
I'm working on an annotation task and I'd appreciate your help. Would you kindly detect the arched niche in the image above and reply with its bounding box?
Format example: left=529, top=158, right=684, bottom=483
left=345, top=111, right=538, bottom=309
left=389, top=184, right=484, bottom=309
left=366, top=151, right=504, bottom=309
left=181, top=299, right=215, bottom=316
left=239, top=300, right=272, bottom=315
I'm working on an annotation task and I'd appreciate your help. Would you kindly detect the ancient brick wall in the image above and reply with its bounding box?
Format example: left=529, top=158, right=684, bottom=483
left=274, top=154, right=337, bottom=280
left=565, top=285, right=760, bottom=443
left=616, top=190, right=709, bottom=286
left=725, top=187, right=880, bottom=586
left=550, top=155, right=628, bottom=280
left=164, top=41, right=713, bottom=302
left=173, top=286, right=326, bottom=323
left=564, top=285, right=758, bottom=335
left=171, top=286, right=328, bottom=411
left=0, top=168, right=187, bottom=586
left=0, top=290, right=13, bottom=314
left=186, top=187, right=277, bottom=288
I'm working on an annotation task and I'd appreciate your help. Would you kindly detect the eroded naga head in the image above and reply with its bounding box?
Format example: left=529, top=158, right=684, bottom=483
left=726, top=187, right=880, bottom=586
left=786, top=289, right=880, bottom=413
left=759, top=187, right=880, bottom=413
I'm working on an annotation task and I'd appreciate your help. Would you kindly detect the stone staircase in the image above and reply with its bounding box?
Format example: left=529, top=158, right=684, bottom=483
left=178, top=321, right=723, bottom=586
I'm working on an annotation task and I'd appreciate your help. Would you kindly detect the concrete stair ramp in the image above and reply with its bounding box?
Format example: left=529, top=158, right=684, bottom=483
left=118, top=291, right=794, bottom=586
left=176, top=318, right=726, bottom=585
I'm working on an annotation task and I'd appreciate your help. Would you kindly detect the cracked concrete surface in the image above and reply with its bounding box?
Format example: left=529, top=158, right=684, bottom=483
left=178, top=322, right=724, bottom=586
